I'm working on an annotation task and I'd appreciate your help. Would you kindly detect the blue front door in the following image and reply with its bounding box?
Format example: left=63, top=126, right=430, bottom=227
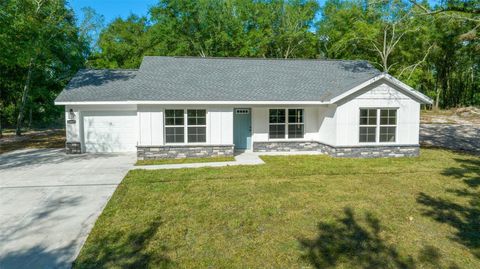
left=233, top=108, right=252, bottom=150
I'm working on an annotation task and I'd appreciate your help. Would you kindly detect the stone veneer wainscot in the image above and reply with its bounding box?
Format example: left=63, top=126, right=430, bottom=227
left=65, top=142, right=82, bottom=154
left=252, top=141, right=419, bottom=158
left=137, top=144, right=235, bottom=160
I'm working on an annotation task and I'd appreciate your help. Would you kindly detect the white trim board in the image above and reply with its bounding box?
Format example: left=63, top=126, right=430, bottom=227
left=330, top=74, right=433, bottom=104
left=56, top=100, right=331, bottom=105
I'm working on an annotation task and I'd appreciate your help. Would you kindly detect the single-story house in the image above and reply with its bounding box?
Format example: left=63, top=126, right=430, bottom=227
left=55, top=56, right=432, bottom=159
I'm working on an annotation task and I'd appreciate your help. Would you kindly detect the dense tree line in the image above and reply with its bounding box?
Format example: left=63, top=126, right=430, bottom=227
left=1, top=0, right=478, bottom=136
left=0, top=0, right=88, bottom=136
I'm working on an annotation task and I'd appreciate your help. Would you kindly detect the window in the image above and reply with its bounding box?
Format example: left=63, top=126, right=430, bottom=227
left=269, top=109, right=286, bottom=139
left=165, top=109, right=207, bottom=144
left=359, top=108, right=397, bottom=143
left=359, top=109, right=377, bottom=142
left=236, top=109, right=249, bottom=114
left=288, top=109, right=304, bottom=139
left=165, top=110, right=184, bottom=143
left=380, top=109, right=396, bottom=142
left=187, top=109, right=206, bottom=143
left=269, top=109, right=304, bottom=139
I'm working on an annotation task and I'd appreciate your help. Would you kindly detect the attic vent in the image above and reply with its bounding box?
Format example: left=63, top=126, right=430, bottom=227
left=235, top=109, right=250, bottom=114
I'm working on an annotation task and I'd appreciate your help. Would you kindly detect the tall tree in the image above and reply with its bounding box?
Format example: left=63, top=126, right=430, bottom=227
left=89, top=0, right=320, bottom=67
left=0, top=0, right=87, bottom=135
left=88, top=15, right=150, bottom=68
left=79, top=6, right=105, bottom=53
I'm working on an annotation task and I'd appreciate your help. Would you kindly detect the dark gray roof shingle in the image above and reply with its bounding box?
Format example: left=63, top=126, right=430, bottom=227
left=56, top=56, right=381, bottom=102
left=55, top=69, right=138, bottom=102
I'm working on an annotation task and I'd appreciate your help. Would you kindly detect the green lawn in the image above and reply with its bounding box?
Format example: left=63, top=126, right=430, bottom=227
left=74, top=149, right=480, bottom=268
left=136, top=156, right=235, bottom=166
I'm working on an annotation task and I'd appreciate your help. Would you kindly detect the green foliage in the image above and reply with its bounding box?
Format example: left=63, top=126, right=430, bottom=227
left=0, top=0, right=88, bottom=131
left=316, top=0, right=479, bottom=108
left=87, top=15, right=149, bottom=68
left=89, top=0, right=478, bottom=109
left=88, top=0, right=320, bottom=68
left=1, top=0, right=478, bottom=131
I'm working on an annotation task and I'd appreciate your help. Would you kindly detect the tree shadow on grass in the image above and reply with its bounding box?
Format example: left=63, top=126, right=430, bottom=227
left=417, top=158, right=480, bottom=258
left=299, top=208, right=415, bottom=269
left=299, top=208, right=460, bottom=269
left=73, top=216, right=174, bottom=269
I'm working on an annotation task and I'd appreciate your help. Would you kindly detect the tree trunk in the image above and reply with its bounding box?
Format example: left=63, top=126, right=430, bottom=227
left=434, top=72, right=440, bottom=109
left=28, top=107, right=33, bottom=129
left=16, top=59, right=34, bottom=136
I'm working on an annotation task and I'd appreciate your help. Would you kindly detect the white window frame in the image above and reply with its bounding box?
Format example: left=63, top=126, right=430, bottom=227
left=268, top=108, right=305, bottom=140
left=359, top=108, right=398, bottom=144
left=164, top=108, right=208, bottom=145
left=164, top=109, right=185, bottom=144
left=379, top=109, right=397, bottom=143
left=186, top=109, right=207, bottom=143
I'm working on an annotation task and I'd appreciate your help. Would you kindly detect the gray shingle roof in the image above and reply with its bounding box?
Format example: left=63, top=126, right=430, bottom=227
left=56, top=56, right=381, bottom=103
left=55, top=69, right=138, bottom=102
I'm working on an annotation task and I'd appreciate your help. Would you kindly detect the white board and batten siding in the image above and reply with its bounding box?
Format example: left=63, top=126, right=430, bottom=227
left=207, top=107, right=234, bottom=144
left=318, top=105, right=337, bottom=146
left=64, top=80, right=422, bottom=153
left=137, top=105, right=163, bottom=146
left=251, top=81, right=421, bottom=147
left=335, top=82, right=420, bottom=146
left=251, top=107, right=320, bottom=142
left=137, top=106, right=233, bottom=146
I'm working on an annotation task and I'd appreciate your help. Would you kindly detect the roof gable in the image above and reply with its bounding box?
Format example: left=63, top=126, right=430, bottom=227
left=330, top=74, right=432, bottom=104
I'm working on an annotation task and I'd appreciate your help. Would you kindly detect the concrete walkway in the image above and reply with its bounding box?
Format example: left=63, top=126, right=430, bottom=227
left=133, top=150, right=325, bottom=170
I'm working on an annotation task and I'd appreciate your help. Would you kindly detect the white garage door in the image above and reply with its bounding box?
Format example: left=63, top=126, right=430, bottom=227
left=83, top=111, right=137, bottom=153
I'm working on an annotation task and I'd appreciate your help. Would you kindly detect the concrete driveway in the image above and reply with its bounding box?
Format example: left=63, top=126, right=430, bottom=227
left=0, top=148, right=135, bottom=269
left=420, top=124, right=480, bottom=155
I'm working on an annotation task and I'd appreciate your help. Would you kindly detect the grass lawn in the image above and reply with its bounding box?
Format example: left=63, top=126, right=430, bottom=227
left=75, top=148, right=480, bottom=268
left=136, top=156, right=235, bottom=166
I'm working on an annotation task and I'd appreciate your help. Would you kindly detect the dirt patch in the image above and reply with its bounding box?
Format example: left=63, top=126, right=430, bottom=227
left=421, top=107, right=480, bottom=125
left=0, top=129, right=65, bottom=154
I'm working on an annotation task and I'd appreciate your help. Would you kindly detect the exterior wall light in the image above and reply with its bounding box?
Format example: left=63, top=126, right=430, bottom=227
left=68, top=109, right=76, bottom=120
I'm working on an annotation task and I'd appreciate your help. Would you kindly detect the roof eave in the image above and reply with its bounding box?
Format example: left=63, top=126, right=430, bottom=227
left=330, top=73, right=433, bottom=105
left=54, top=100, right=331, bottom=106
